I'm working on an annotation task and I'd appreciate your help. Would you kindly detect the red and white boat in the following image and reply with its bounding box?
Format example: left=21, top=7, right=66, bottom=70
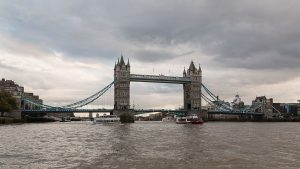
left=175, top=114, right=204, bottom=124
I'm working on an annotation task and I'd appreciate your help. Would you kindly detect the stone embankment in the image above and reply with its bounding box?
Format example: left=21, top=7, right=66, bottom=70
left=0, top=117, right=24, bottom=124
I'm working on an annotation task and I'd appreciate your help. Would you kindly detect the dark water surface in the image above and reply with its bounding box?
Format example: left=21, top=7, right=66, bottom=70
left=0, top=121, right=299, bottom=169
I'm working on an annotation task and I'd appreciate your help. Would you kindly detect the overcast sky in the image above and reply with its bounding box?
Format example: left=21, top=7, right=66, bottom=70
left=1, top=0, right=299, bottom=109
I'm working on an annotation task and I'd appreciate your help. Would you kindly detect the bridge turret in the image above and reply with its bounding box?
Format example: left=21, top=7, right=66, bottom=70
left=188, top=60, right=196, bottom=75
left=127, top=58, right=130, bottom=67
left=184, top=60, right=202, bottom=114
left=114, top=55, right=130, bottom=110
left=183, top=67, right=186, bottom=77
left=198, top=64, right=202, bottom=74
left=119, top=55, right=125, bottom=66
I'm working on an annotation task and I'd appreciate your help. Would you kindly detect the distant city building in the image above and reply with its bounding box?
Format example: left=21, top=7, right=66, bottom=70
left=0, top=78, right=43, bottom=119
left=0, top=78, right=24, bottom=119
left=23, top=92, right=43, bottom=110
left=298, top=101, right=300, bottom=116
left=252, top=96, right=277, bottom=119
left=231, top=94, right=244, bottom=110
left=279, top=103, right=298, bottom=116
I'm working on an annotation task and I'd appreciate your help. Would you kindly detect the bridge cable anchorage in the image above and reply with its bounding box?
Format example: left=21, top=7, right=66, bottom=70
left=271, top=105, right=282, bottom=116
left=22, top=81, right=115, bottom=112
left=201, top=93, right=231, bottom=112
left=242, top=102, right=264, bottom=113
left=201, top=84, right=232, bottom=111
left=201, top=83, right=264, bottom=115
left=201, top=84, right=219, bottom=100
left=22, top=97, right=64, bottom=110
left=201, top=84, right=224, bottom=106
left=201, top=93, right=216, bottom=107
left=62, top=81, right=114, bottom=109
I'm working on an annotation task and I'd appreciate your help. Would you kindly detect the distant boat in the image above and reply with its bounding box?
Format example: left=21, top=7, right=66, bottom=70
left=175, top=114, right=203, bottom=124
left=60, top=116, right=71, bottom=122
left=93, top=114, right=120, bottom=124
left=162, top=116, right=175, bottom=122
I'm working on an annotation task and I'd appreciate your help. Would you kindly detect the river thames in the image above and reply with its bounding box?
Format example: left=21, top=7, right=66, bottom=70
left=0, top=122, right=299, bottom=169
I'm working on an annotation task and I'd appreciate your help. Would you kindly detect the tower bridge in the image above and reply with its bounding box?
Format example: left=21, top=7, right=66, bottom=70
left=113, top=56, right=201, bottom=115
left=20, top=55, right=267, bottom=118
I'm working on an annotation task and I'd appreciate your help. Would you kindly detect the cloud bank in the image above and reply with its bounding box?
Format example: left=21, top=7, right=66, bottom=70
left=0, top=0, right=299, bottom=108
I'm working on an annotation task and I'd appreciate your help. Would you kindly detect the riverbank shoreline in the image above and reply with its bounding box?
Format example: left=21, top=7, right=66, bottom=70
left=207, top=118, right=300, bottom=122
left=0, top=117, right=25, bottom=124
left=2, top=117, right=300, bottom=125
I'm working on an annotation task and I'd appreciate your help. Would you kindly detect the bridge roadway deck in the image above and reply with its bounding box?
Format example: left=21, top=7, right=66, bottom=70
left=22, top=109, right=186, bottom=114
left=130, top=74, right=191, bottom=84
left=22, top=109, right=114, bottom=113
left=207, top=110, right=264, bottom=116
left=22, top=109, right=264, bottom=116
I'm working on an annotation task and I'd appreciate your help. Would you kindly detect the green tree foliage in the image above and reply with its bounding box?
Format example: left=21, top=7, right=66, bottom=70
left=0, top=90, right=18, bottom=116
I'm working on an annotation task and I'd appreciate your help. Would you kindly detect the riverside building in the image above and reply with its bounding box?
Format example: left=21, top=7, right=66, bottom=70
left=0, top=78, right=43, bottom=119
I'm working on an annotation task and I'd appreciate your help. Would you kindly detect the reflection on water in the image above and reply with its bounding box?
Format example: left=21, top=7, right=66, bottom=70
left=0, top=122, right=300, bottom=169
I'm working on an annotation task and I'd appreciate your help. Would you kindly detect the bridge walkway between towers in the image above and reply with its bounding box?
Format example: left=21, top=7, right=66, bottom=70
left=130, top=74, right=191, bottom=84
left=22, top=108, right=264, bottom=116
left=207, top=110, right=264, bottom=116
left=22, top=109, right=114, bottom=114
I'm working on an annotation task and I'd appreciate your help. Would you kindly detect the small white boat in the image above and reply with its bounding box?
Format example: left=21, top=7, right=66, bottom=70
left=93, top=114, right=120, bottom=124
left=162, top=116, right=175, bottom=122
left=175, top=114, right=204, bottom=124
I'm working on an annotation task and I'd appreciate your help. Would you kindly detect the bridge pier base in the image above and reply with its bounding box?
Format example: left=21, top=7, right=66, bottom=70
left=113, top=110, right=135, bottom=123
left=187, top=110, right=206, bottom=120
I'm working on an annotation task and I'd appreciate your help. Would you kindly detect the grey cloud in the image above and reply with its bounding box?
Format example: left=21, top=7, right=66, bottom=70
left=133, top=49, right=176, bottom=62
left=0, top=60, right=20, bottom=71
left=2, top=0, right=300, bottom=70
left=112, top=1, right=300, bottom=70
left=0, top=0, right=120, bottom=61
left=1, top=0, right=300, bottom=105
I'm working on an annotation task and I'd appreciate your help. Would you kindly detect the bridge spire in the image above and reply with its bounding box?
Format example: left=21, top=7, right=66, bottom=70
left=198, top=64, right=202, bottom=73
left=183, top=67, right=186, bottom=76
left=127, top=58, right=130, bottom=67
left=120, top=55, right=125, bottom=66
left=189, top=60, right=196, bottom=73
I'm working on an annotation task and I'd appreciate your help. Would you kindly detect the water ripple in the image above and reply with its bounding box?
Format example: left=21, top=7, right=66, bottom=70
left=0, top=122, right=299, bottom=169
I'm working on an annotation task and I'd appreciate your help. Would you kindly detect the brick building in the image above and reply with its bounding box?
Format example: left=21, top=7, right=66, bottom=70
left=0, top=78, right=43, bottom=119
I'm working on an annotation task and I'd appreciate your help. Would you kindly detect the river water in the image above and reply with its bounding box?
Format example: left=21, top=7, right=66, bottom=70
left=0, top=121, right=299, bottom=169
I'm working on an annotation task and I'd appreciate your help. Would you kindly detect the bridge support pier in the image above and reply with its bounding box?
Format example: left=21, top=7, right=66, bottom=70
left=89, top=112, right=93, bottom=119
left=114, top=56, right=130, bottom=110
left=113, top=110, right=135, bottom=123
left=183, top=61, right=202, bottom=116
left=113, top=56, right=135, bottom=123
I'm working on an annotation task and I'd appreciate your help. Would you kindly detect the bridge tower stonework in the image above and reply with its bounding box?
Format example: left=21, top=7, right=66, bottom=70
left=183, top=61, right=202, bottom=113
left=114, top=56, right=131, bottom=111
left=113, top=56, right=202, bottom=117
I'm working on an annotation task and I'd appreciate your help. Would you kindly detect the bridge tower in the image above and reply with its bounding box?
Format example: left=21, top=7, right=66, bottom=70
left=183, top=61, right=202, bottom=113
left=114, top=55, right=130, bottom=110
